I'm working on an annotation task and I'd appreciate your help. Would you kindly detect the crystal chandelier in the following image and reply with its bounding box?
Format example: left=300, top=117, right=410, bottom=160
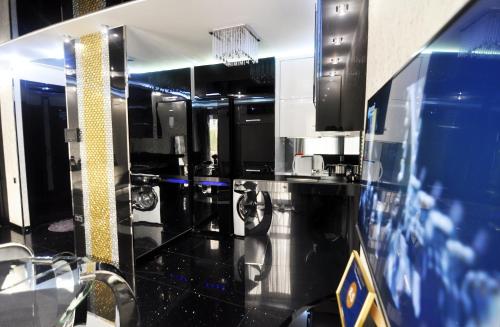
left=211, top=25, right=260, bottom=67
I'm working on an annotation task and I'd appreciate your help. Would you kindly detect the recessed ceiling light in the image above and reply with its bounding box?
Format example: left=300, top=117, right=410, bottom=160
left=331, top=57, right=342, bottom=64
left=335, top=3, right=349, bottom=16
left=100, top=25, right=109, bottom=34
left=332, top=36, right=344, bottom=46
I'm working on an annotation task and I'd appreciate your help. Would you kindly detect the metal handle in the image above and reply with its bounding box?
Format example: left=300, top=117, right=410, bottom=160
left=93, top=270, right=139, bottom=327
left=245, top=119, right=262, bottom=123
left=78, top=262, right=140, bottom=327
left=0, top=242, right=34, bottom=261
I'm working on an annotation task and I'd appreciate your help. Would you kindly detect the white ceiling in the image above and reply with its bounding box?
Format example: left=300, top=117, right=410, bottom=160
left=0, top=0, right=315, bottom=73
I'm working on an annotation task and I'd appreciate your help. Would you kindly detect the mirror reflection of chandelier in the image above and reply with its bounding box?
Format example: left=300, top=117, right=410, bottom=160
left=210, top=24, right=260, bottom=66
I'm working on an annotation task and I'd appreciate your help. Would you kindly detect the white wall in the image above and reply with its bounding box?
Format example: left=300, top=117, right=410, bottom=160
left=366, top=0, right=470, bottom=100
left=0, top=75, right=24, bottom=227
left=0, top=0, right=10, bottom=44
left=0, top=62, right=65, bottom=227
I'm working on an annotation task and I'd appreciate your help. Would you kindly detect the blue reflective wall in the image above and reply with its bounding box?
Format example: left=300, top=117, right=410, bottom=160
left=359, top=1, right=500, bottom=325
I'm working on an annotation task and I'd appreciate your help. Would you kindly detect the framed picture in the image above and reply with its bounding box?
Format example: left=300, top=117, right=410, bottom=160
left=336, top=251, right=376, bottom=327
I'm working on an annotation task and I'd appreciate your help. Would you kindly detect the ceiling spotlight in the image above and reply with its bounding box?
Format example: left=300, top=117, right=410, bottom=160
left=100, top=25, right=110, bottom=34
left=332, top=36, right=344, bottom=46
left=335, top=3, right=349, bottom=16
left=331, top=57, right=342, bottom=64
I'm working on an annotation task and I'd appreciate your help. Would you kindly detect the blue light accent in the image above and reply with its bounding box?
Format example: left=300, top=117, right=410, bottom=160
left=170, top=273, right=188, bottom=284
left=164, top=178, right=189, bottom=184
left=198, top=181, right=229, bottom=187
left=192, top=100, right=229, bottom=109
left=128, top=80, right=191, bottom=99
left=233, top=97, right=274, bottom=105
left=203, top=281, right=226, bottom=292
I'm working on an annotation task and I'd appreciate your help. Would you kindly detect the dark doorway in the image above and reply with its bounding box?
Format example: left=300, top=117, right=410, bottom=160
left=20, top=80, right=72, bottom=227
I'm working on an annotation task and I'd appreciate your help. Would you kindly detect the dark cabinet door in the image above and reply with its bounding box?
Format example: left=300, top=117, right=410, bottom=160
left=316, top=75, right=341, bottom=131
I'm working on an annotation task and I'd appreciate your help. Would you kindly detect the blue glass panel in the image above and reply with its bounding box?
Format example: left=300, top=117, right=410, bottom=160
left=359, top=1, right=500, bottom=326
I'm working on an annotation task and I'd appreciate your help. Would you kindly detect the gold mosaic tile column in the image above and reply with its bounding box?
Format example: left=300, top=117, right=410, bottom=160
left=74, top=31, right=119, bottom=265
left=72, top=0, right=106, bottom=17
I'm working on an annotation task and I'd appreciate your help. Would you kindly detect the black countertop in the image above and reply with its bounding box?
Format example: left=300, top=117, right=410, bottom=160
left=234, top=175, right=360, bottom=196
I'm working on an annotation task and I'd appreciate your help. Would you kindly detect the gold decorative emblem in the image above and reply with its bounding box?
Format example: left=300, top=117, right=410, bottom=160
left=346, top=282, right=357, bottom=309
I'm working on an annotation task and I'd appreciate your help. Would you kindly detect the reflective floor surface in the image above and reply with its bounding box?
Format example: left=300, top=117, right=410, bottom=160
left=0, top=223, right=347, bottom=326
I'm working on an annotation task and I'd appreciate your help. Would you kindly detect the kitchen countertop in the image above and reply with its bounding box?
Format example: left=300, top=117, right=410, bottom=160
left=234, top=175, right=360, bottom=196
left=236, top=174, right=357, bottom=185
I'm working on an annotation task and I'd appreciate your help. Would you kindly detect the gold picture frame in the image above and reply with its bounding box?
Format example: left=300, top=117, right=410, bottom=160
left=336, top=250, right=376, bottom=327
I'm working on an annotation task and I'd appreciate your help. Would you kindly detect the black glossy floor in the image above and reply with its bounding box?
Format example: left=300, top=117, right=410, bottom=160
left=134, top=236, right=288, bottom=327
left=0, top=223, right=347, bottom=326
left=0, top=222, right=75, bottom=256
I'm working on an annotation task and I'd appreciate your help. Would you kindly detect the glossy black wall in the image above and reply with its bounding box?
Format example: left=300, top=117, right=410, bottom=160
left=10, top=0, right=133, bottom=37
left=128, top=68, right=192, bottom=176
left=194, top=57, right=275, bottom=97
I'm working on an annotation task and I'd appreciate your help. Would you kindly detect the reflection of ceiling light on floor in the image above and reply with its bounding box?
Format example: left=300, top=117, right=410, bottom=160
left=268, top=238, right=291, bottom=295
left=210, top=240, right=219, bottom=250
left=335, top=3, right=349, bottom=16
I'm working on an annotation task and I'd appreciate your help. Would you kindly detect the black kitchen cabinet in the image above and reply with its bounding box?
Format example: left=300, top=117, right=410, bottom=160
left=314, top=0, right=368, bottom=131
left=194, top=58, right=275, bottom=98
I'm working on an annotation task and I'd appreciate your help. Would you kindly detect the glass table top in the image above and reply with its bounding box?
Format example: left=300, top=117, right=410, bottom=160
left=0, top=251, right=137, bottom=327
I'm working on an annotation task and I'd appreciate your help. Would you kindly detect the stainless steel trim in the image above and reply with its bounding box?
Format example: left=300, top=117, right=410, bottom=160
left=193, top=176, right=232, bottom=184
left=89, top=270, right=139, bottom=327
left=0, top=242, right=34, bottom=261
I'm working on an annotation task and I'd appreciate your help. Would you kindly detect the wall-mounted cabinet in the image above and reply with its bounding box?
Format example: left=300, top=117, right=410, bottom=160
left=280, top=57, right=314, bottom=100
left=277, top=57, right=318, bottom=138
left=314, top=0, right=368, bottom=132
left=279, top=99, right=316, bottom=138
